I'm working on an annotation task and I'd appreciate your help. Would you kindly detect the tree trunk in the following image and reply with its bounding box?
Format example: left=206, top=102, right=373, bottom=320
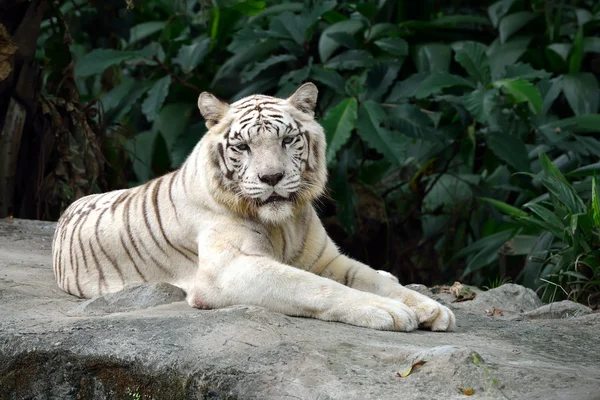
left=0, top=0, right=46, bottom=218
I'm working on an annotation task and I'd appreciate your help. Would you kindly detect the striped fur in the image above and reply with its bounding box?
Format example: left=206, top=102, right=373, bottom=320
left=52, top=83, right=455, bottom=332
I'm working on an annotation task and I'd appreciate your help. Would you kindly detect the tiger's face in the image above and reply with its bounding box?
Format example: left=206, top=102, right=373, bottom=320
left=198, top=83, right=327, bottom=224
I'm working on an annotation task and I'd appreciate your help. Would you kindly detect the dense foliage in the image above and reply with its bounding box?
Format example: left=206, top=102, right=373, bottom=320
left=36, top=0, right=600, bottom=305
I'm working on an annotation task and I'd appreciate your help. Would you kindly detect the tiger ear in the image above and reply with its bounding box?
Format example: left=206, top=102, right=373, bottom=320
left=287, top=82, right=318, bottom=116
left=198, top=92, right=229, bottom=129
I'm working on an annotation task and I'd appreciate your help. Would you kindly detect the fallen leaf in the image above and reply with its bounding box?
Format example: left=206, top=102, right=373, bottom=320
left=450, top=281, right=477, bottom=302
left=396, top=360, right=426, bottom=377
left=457, top=386, right=474, bottom=395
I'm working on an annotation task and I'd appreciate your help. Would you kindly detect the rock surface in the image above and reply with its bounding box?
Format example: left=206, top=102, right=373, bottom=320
left=1, top=218, right=599, bottom=400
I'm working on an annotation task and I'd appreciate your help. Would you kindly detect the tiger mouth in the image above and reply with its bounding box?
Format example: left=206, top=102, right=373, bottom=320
left=260, top=194, right=292, bottom=205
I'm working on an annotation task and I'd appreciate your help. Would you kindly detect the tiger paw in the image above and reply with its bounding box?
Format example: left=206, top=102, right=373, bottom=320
left=411, top=298, right=456, bottom=331
left=321, top=295, right=419, bottom=332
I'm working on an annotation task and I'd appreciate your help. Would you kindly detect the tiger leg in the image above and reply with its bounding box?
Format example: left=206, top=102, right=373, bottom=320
left=315, top=250, right=456, bottom=331
left=186, top=253, right=419, bottom=332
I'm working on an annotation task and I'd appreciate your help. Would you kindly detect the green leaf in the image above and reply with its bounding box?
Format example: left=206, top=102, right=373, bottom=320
left=366, top=64, right=402, bottom=101
left=504, top=63, right=552, bottom=80
left=568, top=26, right=585, bottom=73
left=538, top=152, right=568, bottom=183
left=523, top=203, right=565, bottom=236
left=584, top=37, right=600, bottom=54
left=452, top=229, right=515, bottom=262
left=127, top=130, right=158, bottom=183
left=452, top=41, right=491, bottom=85
left=75, top=49, right=141, bottom=78
left=485, top=131, right=530, bottom=172
left=413, top=43, right=452, bottom=73
left=319, top=19, right=365, bottom=62
left=414, top=72, right=475, bottom=99
left=242, top=54, right=297, bottom=82
left=330, top=149, right=357, bottom=235
left=171, top=122, right=206, bottom=168
left=268, top=12, right=311, bottom=45
left=462, top=88, right=498, bottom=123
left=321, top=98, right=358, bottom=164
left=488, top=36, right=531, bottom=80
left=172, top=37, right=210, bottom=74
left=498, top=11, right=536, bottom=43
left=538, top=114, right=600, bottom=134
left=128, top=21, right=167, bottom=46
left=142, top=75, right=172, bottom=123
left=487, top=0, right=518, bottom=28
left=541, top=176, right=586, bottom=214
left=310, top=67, right=346, bottom=94
left=562, top=73, right=600, bottom=116
left=374, top=38, right=409, bottom=56
left=592, top=177, right=600, bottom=227
left=567, top=161, right=600, bottom=178
left=386, top=73, right=427, bottom=103
left=388, top=104, right=440, bottom=142
left=493, top=78, right=543, bottom=114
left=517, top=231, right=553, bottom=288
left=480, top=197, right=529, bottom=218
left=324, top=50, right=375, bottom=70
left=214, top=39, right=278, bottom=83
left=327, top=32, right=358, bottom=50
left=365, top=23, right=401, bottom=41
left=356, top=101, right=408, bottom=165
left=153, top=102, right=194, bottom=153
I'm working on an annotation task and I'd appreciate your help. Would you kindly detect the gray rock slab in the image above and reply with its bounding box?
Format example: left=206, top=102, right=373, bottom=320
left=1, top=218, right=599, bottom=400
left=523, top=300, right=593, bottom=320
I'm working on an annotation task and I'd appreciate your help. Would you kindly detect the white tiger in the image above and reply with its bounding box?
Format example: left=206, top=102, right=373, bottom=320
left=52, top=83, right=455, bottom=332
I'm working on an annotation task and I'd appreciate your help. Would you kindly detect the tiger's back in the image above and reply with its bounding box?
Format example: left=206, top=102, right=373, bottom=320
left=52, top=171, right=200, bottom=298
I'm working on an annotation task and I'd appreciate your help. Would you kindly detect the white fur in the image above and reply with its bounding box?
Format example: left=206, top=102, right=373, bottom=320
left=52, top=83, right=456, bottom=332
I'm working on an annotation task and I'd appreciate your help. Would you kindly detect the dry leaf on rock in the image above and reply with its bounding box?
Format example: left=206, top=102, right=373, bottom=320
left=396, top=360, right=426, bottom=377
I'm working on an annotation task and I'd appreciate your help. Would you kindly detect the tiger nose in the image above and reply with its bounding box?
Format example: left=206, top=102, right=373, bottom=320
left=259, top=172, right=284, bottom=186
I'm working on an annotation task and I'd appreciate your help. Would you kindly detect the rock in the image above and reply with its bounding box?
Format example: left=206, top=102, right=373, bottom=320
left=453, top=283, right=543, bottom=316
left=1, top=218, right=600, bottom=400
left=71, top=283, right=187, bottom=316
left=524, top=300, right=593, bottom=320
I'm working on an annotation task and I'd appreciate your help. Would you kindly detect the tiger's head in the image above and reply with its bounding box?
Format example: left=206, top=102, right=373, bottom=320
left=197, top=83, right=327, bottom=224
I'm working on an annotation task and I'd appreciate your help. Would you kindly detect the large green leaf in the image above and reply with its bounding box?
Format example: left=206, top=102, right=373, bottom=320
left=523, top=203, right=566, bottom=237
left=324, top=50, right=375, bottom=70
left=153, top=102, right=194, bottom=153
left=493, top=78, right=543, bottom=114
left=487, top=0, right=518, bottom=28
left=75, top=49, right=141, bottom=78
left=414, top=72, right=475, bottom=99
left=241, top=54, right=297, bottom=82
left=569, top=26, right=585, bottom=73
left=329, top=149, right=357, bottom=235
left=504, top=63, right=552, bottom=80
left=321, top=98, right=358, bottom=164
left=268, top=12, right=311, bottom=45
left=356, top=101, right=407, bottom=165
left=562, top=73, right=600, bottom=116
left=388, top=104, right=440, bottom=142
left=319, top=19, right=364, bottom=62
left=498, top=11, right=536, bottom=43
left=452, top=41, right=491, bottom=85
left=171, top=122, right=206, bottom=168
left=172, top=37, right=211, bottom=74
left=386, top=73, right=427, bottom=103
left=584, top=37, right=600, bottom=54
left=487, top=36, right=531, bottom=80
left=538, top=114, right=600, bottom=134
left=413, top=43, right=452, bottom=73
left=462, top=87, right=498, bottom=123
left=374, top=37, right=409, bottom=56
left=214, top=39, right=278, bottom=82
left=366, top=64, right=402, bottom=101
left=127, top=130, right=158, bottom=183
left=480, top=197, right=529, bottom=217
left=128, top=21, right=167, bottom=46
left=541, top=176, right=587, bottom=214
left=310, top=67, right=346, bottom=94
left=142, top=75, right=172, bottom=123
left=485, top=131, right=530, bottom=171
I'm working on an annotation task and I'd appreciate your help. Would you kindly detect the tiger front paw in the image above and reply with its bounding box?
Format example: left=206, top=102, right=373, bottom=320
left=321, top=295, right=419, bottom=332
left=410, top=297, right=456, bottom=331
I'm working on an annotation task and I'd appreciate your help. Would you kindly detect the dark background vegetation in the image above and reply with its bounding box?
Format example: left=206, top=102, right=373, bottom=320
left=1, top=0, right=599, bottom=306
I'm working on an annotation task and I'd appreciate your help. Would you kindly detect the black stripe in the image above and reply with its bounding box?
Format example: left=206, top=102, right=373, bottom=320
left=151, top=178, right=195, bottom=262
left=119, top=234, right=147, bottom=282
left=167, top=172, right=179, bottom=222
left=123, top=193, right=145, bottom=261
left=88, top=238, right=106, bottom=296
left=142, top=180, right=170, bottom=256
left=95, top=208, right=124, bottom=285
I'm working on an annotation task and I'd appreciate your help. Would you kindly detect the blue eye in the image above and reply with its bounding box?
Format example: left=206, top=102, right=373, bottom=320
left=282, top=136, right=294, bottom=146
left=235, top=143, right=250, bottom=152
